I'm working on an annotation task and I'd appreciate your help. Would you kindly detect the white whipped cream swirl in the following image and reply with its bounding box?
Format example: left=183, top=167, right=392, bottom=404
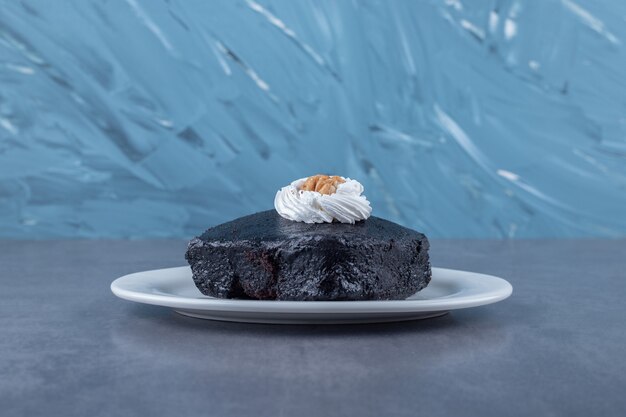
left=274, top=177, right=372, bottom=224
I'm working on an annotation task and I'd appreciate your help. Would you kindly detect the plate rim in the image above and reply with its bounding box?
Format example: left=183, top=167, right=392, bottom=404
left=110, top=266, right=513, bottom=314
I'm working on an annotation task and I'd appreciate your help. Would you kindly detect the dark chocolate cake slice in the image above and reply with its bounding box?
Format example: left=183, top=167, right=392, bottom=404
left=185, top=210, right=431, bottom=301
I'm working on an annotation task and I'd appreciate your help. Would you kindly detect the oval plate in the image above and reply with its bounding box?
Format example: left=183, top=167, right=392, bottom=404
left=111, top=267, right=512, bottom=324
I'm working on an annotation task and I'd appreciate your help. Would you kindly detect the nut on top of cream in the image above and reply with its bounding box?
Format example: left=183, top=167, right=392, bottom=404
left=274, top=175, right=372, bottom=224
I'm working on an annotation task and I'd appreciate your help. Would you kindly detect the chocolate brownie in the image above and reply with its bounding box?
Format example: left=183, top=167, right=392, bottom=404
left=185, top=210, right=431, bottom=301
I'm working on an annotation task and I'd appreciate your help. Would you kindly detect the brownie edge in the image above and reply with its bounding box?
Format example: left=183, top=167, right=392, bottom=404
left=185, top=210, right=431, bottom=301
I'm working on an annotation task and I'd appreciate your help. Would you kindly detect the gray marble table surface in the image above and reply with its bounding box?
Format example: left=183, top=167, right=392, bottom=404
left=1, top=239, right=624, bottom=417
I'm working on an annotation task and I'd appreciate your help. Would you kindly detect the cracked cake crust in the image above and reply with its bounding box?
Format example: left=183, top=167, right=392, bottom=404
left=185, top=210, right=431, bottom=301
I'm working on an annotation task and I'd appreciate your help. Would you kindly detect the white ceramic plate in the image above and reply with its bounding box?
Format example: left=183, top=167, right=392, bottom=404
left=111, top=267, right=512, bottom=324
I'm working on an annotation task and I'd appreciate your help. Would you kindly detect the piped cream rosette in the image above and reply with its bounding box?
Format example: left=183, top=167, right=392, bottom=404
left=274, top=175, right=372, bottom=224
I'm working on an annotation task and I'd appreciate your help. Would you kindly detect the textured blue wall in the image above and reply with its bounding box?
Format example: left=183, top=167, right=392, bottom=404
left=1, top=0, right=625, bottom=238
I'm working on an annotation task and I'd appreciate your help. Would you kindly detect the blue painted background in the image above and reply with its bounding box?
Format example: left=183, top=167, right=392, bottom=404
left=1, top=0, right=625, bottom=239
